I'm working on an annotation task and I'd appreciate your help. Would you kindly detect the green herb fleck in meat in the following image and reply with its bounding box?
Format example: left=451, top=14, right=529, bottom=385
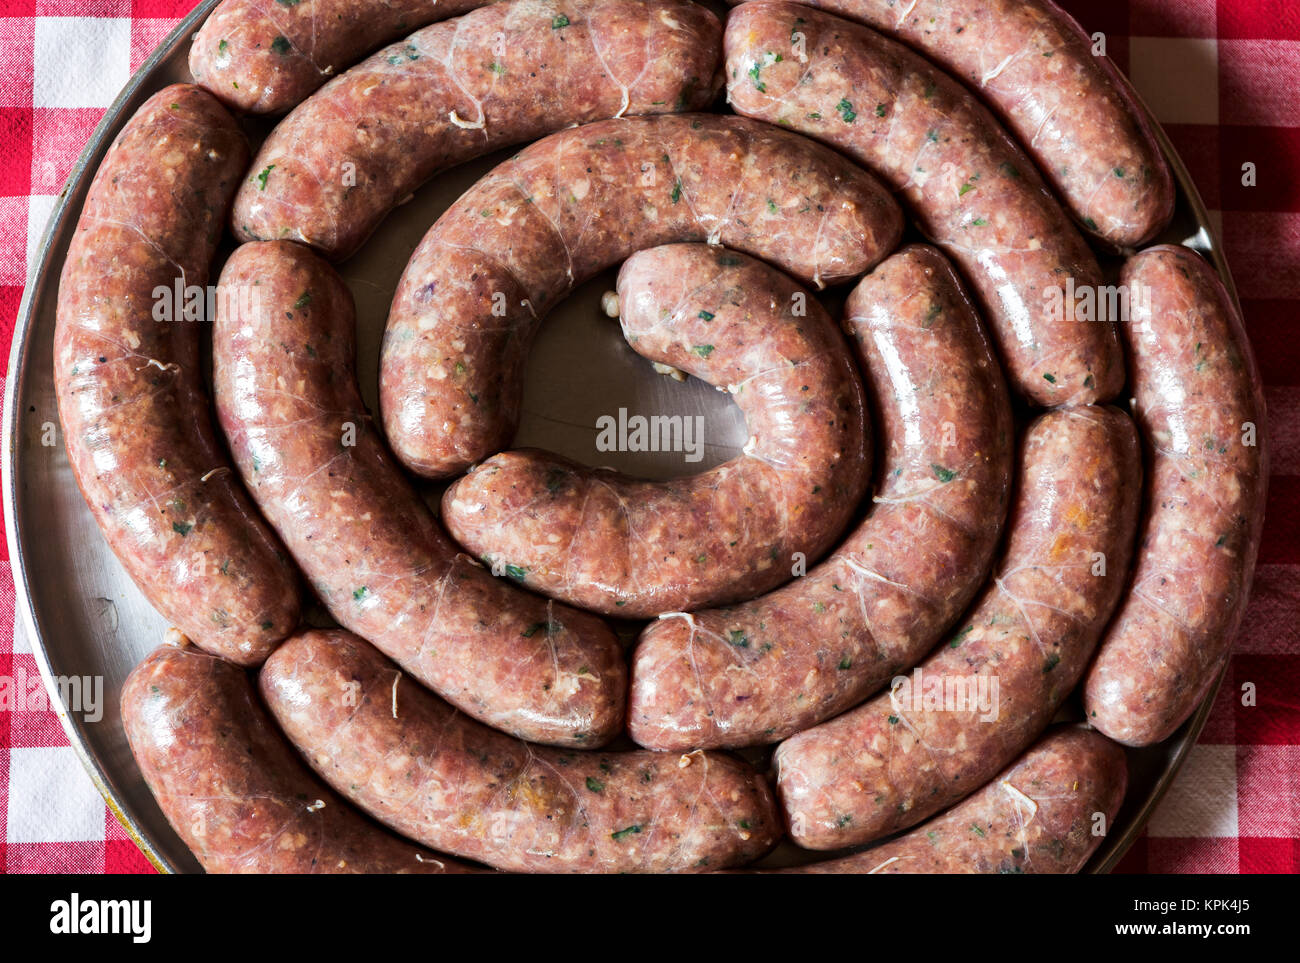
left=293, top=291, right=311, bottom=310
left=585, top=777, right=604, bottom=792
left=728, top=630, right=749, bottom=648
left=270, top=36, right=292, bottom=56
left=931, top=464, right=957, bottom=483
left=837, top=98, right=856, bottom=123
left=698, top=310, right=714, bottom=321
left=611, top=825, right=642, bottom=841
left=255, top=165, right=275, bottom=190
left=691, top=344, right=715, bottom=358
left=172, top=521, right=192, bottom=536
left=748, top=52, right=782, bottom=93
left=552, top=14, right=570, bottom=29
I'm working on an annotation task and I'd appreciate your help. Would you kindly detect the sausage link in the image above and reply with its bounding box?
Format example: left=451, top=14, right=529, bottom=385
left=441, top=244, right=870, bottom=617
left=774, top=727, right=1127, bottom=874
left=261, top=629, right=782, bottom=873
left=777, top=405, right=1142, bottom=849
left=1085, top=246, right=1269, bottom=745
left=232, top=0, right=723, bottom=260
left=725, top=2, right=1124, bottom=407
left=379, top=112, right=903, bottom=478
left=122, top=632, right=471, bottom=873
left=630, top=245, right=1013, bottom=749
left=53, top=85, right=299, bottom=666
left=212, top=240, right=625, bottom=747
left=190, top=0, right=492, bottom=114
left=725, top=0, right=1174, bottom=247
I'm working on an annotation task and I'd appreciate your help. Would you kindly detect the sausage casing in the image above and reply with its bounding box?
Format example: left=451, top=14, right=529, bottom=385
left=379, top=112, right=903, bottom=478
left=53, top=84, right=299, bottom=666
left=122, top=633, right=470, bottom=873
left=441, top=244, right=870, bottom=617
left=630, top=245, right=1013, bottom=749
left=777, top=405, right=1142, bottom=849
left=232, top=0, right=724, bottom=260
left=213, top=240, right=626, bottom=747
left=725, top=2, right=1124, bottom=407
left=774, top=727, right=1127, bottom=874
left=261, top=629, right=782, bottom=873
left=190, top=0, right=492, bottom=114
left=1085, top=246, right=1269, bottom=745
left=724, top=0, right=1174, bottom=247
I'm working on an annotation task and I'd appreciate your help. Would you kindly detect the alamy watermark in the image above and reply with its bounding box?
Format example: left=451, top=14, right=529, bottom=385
left=595, top=407, right=705, bottom=463
left=151, top=280, right=262, bottom=324
left=889, top=666, right=1000, bottom=722
left=1043, top=278, right=1151, bottom=324
left=0, top=665, right=103, bottom=722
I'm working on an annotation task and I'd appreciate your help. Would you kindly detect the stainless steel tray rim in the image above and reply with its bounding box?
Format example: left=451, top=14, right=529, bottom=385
left=1, top=0, right=1240, bottom=876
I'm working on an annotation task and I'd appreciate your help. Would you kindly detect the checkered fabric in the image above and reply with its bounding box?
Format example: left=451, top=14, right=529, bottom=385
left=0, top=0, right=1296, bottom=874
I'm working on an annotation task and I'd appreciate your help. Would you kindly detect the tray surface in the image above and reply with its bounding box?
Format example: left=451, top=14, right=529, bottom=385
left=2, top=0, right=1238, bottom=873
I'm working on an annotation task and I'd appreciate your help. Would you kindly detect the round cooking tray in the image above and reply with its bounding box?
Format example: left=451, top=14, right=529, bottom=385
left=3, top=0, right=1243, bottom=874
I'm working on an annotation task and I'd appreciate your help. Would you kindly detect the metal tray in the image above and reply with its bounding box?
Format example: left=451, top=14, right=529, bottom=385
left=2, top=0, right=1242, bottom=874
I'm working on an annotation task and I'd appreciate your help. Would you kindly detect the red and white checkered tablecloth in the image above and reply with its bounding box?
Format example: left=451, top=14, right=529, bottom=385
left=0, top=0, right=1296, bottom=875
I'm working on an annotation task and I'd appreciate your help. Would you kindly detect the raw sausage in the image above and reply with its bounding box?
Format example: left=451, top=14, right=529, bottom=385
left=190, top=0, right=492, bottom=114
left=441, top=244, right=870, bottom=617
left=53, top=85, right=299, bottom=667
left=212, top=240, right=626, bottom=747
left=380, top=112, right=903, bottom=478
left=630, top=245, right=1013, bottom=749
left=261, top=629, right=782, bottom=873
left=1085, top=246, right=1269, bottom=745
left=725, top=2, right=1124, bottom=407
left=232, top=0, right=724, bottom=260
left=122, top=632, right=471, bottom=873
left=773, top=727, right=1127, bottom=873
left=724, top=0, right=1174, bottom=247
left=777, top=405, right=1141, bottom=849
